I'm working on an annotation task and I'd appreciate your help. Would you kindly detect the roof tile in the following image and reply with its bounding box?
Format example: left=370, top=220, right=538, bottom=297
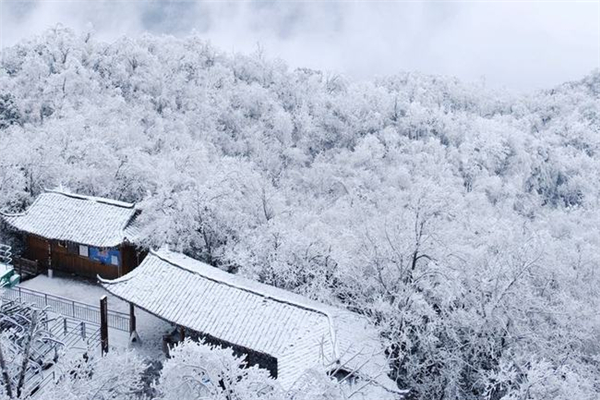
left=1, top=190, right=138, bottom=247
left=101, top=249, right=397, bottom=392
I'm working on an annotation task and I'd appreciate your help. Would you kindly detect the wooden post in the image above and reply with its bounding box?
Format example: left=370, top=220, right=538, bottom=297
left=47, top=241, right=51, bottom=270
left=100, top=295, right=108, bottom=355
left=129, top=303, right=136, bottom=335
left=118, top=246, right=123, bottom=277
left=179, top=325, right=185, bottom=341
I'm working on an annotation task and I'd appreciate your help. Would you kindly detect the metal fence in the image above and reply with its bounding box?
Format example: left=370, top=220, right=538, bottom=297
left=1, top=286, right=130, bottom=332
left=24, top=319, right=102, bottom=399
left=0, top=297, right=104, bottom=399
left=0, top=244, right=12, bottom=265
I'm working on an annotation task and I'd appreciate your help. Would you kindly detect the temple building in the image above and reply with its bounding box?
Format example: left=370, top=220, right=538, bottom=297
left=1, top=189, right=144, bottom=279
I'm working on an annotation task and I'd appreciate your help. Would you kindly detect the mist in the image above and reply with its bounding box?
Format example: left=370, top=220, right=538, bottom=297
left=1, top=0, right=599, bottom=91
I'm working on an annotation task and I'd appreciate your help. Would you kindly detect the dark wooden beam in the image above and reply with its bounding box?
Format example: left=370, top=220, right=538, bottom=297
left=47, top=240, right=52, bottom=271
left=129, top=303, right=136, bottom=336
left=100, top=295, right=108, bottom=354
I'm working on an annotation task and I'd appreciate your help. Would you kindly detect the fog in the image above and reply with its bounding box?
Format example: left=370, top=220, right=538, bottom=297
left=1, top=0, right=599, bottom=91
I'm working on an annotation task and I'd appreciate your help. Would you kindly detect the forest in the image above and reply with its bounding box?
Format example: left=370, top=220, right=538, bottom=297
left=0, top=27, right=599, bottom=400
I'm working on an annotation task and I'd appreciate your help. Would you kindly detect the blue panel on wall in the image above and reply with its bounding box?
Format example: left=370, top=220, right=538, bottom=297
left=89, top=247, right=120, bottom=266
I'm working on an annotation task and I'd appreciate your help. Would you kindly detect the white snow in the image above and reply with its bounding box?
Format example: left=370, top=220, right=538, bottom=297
left=102, top=249, right=396, bottom=391
left=19, top=274, right=172, bottom=360
left=46, top=189, right=135, bottom=209
left=1, top=191, right=138, bottom=247
left=0, top=263, right=11, bottom=274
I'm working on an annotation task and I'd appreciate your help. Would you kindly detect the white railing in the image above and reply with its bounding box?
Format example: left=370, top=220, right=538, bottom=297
left=1, top=286, right=130, bottom=332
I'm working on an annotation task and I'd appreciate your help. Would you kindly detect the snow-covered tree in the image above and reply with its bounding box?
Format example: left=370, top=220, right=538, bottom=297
left=1, top=27, right=599, bottom=400
left=155, top=339, right=279, bottom=400
left=36, top=350, right=147, bottom=400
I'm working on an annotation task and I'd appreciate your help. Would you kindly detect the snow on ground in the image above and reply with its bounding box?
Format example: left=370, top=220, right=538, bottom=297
left=20, top=273, right=173, bottom=361
left=21, top=274, right=118, bottom=308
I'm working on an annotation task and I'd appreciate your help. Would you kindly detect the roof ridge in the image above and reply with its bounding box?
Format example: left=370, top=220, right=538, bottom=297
left=120, top=210, right=141, bottom=243
left=45, top=189, right=135, bottom=209
left=150, top=249, right=340, bottom=359
left=3, top=191, right=137, bottom=247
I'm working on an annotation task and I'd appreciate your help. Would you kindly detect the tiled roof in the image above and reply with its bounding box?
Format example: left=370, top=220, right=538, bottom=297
left=100, top=249, right=397, bottom=392
left=1, top=190, right=138, bottom=247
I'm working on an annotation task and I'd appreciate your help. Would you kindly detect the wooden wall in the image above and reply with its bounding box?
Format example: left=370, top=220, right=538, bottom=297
left=50, top=241, right=120, bottom=279
left=120, top=245, right=143, bottom=275
left=24, top=235, right=50, bottom=268
left=187, top=329, right=279, bottom=378
left=24, top=235, right=143, bottom=279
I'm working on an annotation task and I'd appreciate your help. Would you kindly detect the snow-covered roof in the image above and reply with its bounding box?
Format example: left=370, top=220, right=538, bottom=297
left=1, top=190, right=139, bottom=248
left=100, top=249, right=398, bottom=393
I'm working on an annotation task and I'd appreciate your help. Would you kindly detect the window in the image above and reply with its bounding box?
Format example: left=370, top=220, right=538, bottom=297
left=79, top=245, right=89, bottom=257
left=110, top=255, right=119, bottom=266
left=67, top=242, right=78, bottom=254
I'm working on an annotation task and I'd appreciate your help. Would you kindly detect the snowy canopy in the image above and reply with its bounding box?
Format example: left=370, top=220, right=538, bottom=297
left=1, top=190, right=139, bottom=247
left=100, top=249, right=397, bottom=392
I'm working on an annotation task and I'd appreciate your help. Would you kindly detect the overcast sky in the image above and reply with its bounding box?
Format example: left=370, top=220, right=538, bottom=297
left=1, top=1, right=599, bottom=91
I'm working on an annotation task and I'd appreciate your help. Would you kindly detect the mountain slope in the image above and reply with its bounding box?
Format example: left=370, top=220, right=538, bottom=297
left=1, top=27, right=599, bottom=400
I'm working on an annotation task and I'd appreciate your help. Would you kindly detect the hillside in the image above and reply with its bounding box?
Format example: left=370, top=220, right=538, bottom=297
left=1, top=27, right=599, bottom=400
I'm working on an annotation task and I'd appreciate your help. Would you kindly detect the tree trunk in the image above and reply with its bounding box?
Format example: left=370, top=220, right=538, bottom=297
left=0, top=342, right=13, bottom=398
left=16, top=310, right=38, bottom=397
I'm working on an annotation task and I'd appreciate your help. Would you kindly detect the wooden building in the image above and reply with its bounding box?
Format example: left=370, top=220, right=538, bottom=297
left=1, top=190, right=144, bottom=279
left=101, top=249, right=401, bottom=397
